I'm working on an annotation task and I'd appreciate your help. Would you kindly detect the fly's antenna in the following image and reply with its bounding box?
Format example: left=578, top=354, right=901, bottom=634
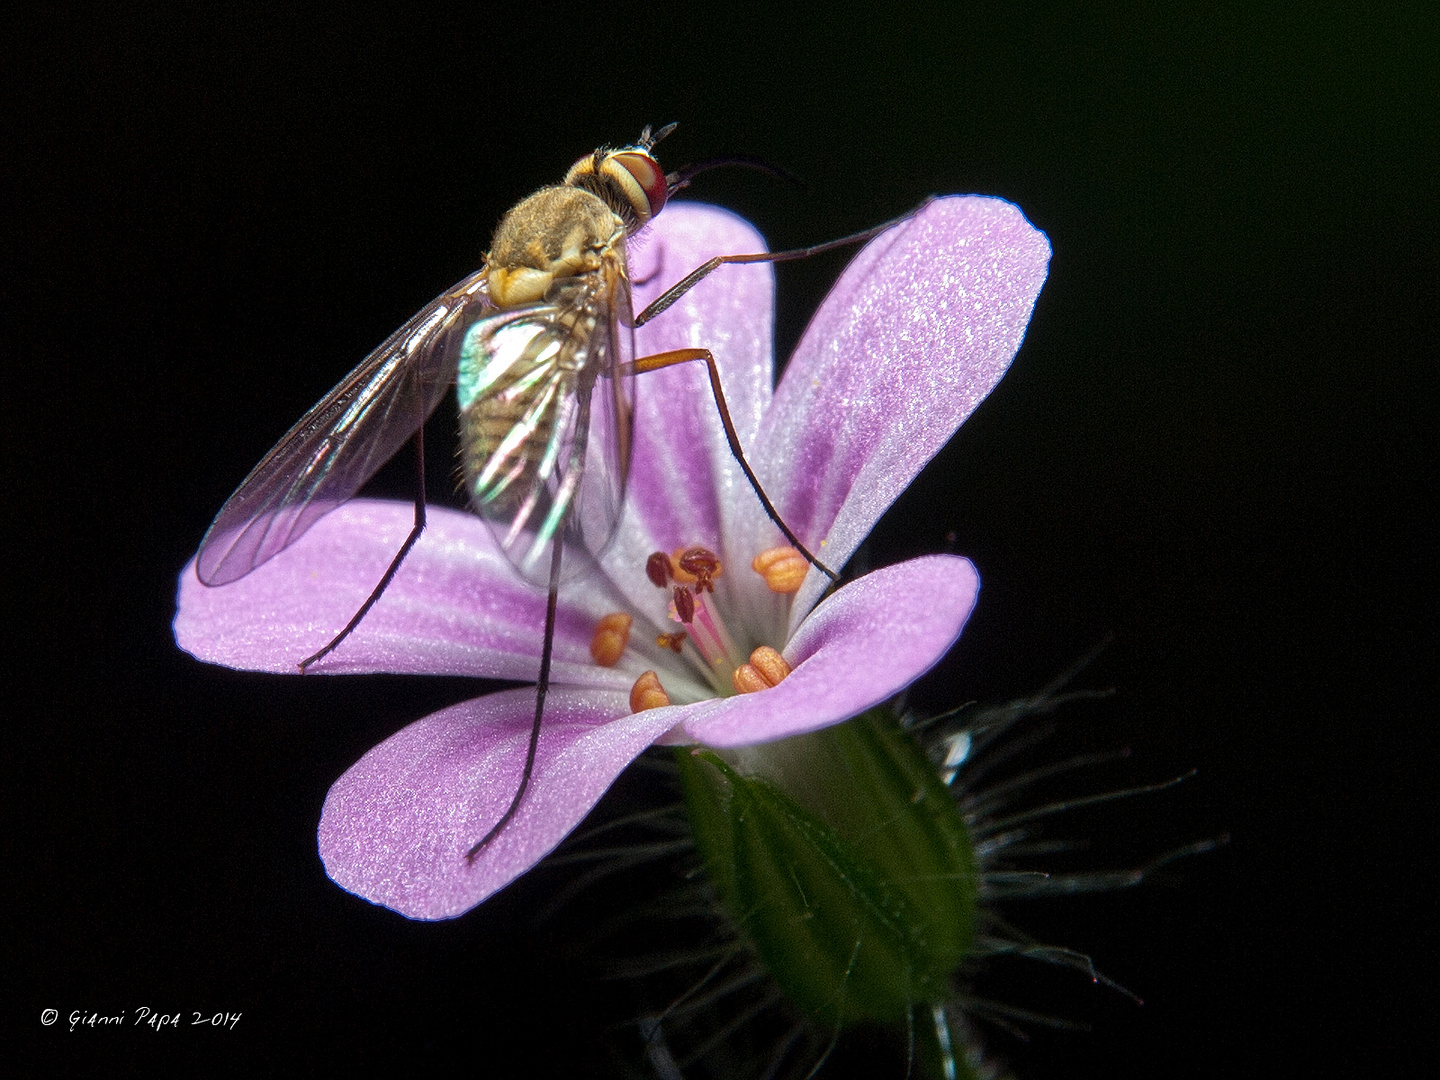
left=665, top=154, right=806, bottom=199
left=638, top=122, right=678, bottom=151
left=586, top=124, right=679, bottom=178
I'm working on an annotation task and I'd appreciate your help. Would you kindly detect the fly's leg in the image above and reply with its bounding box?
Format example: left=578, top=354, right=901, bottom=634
left=632, top=202, right=929, bottom=328
left=466, top=529, right=562, bottom=859
left=620, top=203, right=928, bottom=582
left=298, top=425, right=428, bottom=671
left=467, top=382, right=596, bottom=856
left=620, top=348, right=837, bottom=583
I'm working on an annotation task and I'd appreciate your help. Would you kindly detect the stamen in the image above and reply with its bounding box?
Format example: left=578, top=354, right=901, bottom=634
left=731, top=646, right=792, bottom=694
left=731, top=665, right=770, bottom=695
left=589, top=612, right=632, bottom=667
left=630, top=670, right=671, bottom=712
left=750, top=645, right=792, bottom=685
left=751, top=546, right=808, bottom=594
left=671, top=546, right=722, bottom=591
left=656, top=631, right=687, bottom=653
left=646, top=551, right=672, bottom=588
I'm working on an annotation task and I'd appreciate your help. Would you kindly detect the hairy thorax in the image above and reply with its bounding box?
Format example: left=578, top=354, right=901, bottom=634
left=485, top=186, right=625, bottom=308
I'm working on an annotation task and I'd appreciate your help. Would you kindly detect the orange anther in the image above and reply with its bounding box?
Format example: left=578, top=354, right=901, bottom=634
left=749, top=645, right=791, bottom=685
left=731, top=664, right=770, bottom=695
left=630, top=670, right=672, bottom=713
left=731, top=645, right=792, bottom=694
left=589, top=612, right=633, bottom=667
left=751, top=546, right=808, bottom=594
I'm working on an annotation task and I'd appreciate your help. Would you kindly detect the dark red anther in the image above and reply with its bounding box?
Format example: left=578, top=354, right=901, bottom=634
left=656, top=631, right=688, bottom=654
left=673, top=586, right=695, bottom=624
left=678, top=546, right=721, bottom=593
left=646, top=552, right=672, bottom=588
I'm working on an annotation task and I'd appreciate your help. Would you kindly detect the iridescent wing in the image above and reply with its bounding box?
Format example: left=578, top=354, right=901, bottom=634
left=456, top=273, right=634, bottom=585
left=196, top=269, right=491, bottom=586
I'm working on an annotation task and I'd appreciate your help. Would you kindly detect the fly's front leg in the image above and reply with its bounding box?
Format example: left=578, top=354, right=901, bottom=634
left=632, top=202, right=928, bottom=327
left=620, top=348, right=836, bottom=583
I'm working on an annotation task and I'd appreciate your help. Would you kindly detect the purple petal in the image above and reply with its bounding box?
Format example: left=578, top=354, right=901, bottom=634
left=174, top=500, right=632, bottom=686
left=318, top=687, right=678, bottom=919
left=605, top=204, right=776, bottom=611
left=679, top=555, right=979, bottom=746
left=743, top=197, right=1050, bottom=625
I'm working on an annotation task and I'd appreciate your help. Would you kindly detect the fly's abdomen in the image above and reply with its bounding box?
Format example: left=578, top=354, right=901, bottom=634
left=459, top=376, right=569, bottom=514
left=456, top=308, right=591, bottom=579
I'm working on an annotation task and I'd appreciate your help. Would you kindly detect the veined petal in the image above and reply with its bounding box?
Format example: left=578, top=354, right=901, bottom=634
left=744, top=197, right=1050, bottom=628
left=607, top=204, right=776, bottom=614
left=318, top=686, right=679, bottom=919
left=174, top=500, right=632, bottom=686
left=678, top=555, right=979, bottom=746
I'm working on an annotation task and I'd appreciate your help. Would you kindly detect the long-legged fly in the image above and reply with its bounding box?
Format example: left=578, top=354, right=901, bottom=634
left=196, top=125, right=911, bottom=854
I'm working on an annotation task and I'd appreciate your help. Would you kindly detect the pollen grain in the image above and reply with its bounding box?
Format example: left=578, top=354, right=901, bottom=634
left=656, top=631, right=688, bottom=653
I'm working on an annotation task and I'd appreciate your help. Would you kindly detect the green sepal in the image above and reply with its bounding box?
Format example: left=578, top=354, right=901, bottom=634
left=676, top=707, right=978, bottom=1027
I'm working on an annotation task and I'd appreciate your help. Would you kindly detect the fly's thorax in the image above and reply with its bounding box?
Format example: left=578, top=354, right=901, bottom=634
left=485, top=186, right=624, bottom=308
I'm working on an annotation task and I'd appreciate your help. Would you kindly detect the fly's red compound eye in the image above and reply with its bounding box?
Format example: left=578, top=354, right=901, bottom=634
left=605, top=150, right=667, bottom=223
left=569, top=147, right=668, bottom=226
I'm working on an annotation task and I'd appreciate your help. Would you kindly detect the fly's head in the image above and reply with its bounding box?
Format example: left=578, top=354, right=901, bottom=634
left=564, top=137, right=669, bottom=233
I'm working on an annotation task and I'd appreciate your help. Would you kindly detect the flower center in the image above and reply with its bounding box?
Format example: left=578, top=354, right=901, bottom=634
left=591, top=543, right=810, bottom=712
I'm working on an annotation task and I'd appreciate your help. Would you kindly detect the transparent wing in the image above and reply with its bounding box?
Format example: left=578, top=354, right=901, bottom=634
left=456, top=274, right=634, bottom=585
left=575, top=271, right=635, bottom=559
left=196, top=269, right=491, bottom=586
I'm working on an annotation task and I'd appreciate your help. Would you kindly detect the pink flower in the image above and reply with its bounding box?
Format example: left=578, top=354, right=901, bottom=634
left=175, top=199, right=1050, bottom=919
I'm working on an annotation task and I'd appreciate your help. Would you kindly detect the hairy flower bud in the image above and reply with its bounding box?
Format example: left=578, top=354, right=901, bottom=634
left=677, top=707, right=978, bottom=1025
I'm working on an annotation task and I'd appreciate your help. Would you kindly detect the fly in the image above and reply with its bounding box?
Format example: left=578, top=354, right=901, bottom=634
left=195, top=125, right=914, bottom=856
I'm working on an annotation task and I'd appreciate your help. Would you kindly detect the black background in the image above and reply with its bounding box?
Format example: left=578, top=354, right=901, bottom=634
left=7, top=2, right=1434, bottom=1076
